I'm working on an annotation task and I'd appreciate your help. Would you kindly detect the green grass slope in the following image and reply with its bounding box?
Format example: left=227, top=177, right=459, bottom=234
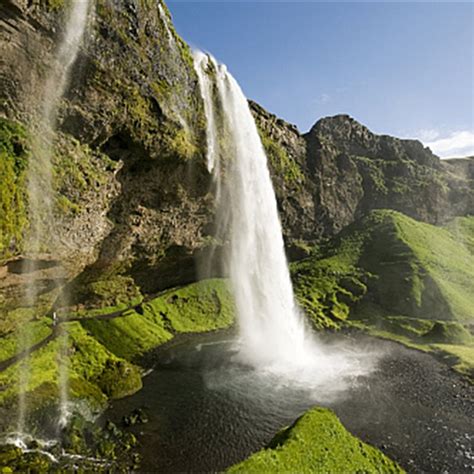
left=293, top=210, right=474, bottom=324
left=80, top=279, right=234, bottom=360
left=292, top=210, right=474, bottom=377
left=228, top=407, right=403, bottom=473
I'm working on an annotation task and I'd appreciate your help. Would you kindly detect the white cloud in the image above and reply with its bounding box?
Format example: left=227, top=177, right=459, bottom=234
left=417, top=129, right=440, bottom=142
left=316, top=93, right=331, bottom=105
left=423, top=130, right=474, bottom=158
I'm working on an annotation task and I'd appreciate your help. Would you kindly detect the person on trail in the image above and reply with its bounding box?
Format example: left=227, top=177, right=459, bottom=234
left=52, top=311, right=58, bottom=327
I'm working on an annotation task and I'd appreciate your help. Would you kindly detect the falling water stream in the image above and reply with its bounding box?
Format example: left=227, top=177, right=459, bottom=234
left=193, top=51, right=371, bottom=383
left=16, top=0, right=91, bottom=439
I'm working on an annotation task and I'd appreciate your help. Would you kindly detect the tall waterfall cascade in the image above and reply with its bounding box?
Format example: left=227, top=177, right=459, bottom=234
left=194, top=51, right=377, bottom=384
left=16, top=0, right=91, bottom=438
left=194, top=51, right=320, bottom=370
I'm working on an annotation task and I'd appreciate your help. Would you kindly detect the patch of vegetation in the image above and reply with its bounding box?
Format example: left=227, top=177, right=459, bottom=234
left=43, top=0, right=65, bottom=11
left=350, top=305, right=474, bottom=379
left=81, top=279, right=235, bottom=360
left=0, top=318, right=52, bottom=363
left=0, top=414, right=140, bottom=472
left=291, top=210, right=474, bottom=377
left=292, top=257, right=368, bottom=329
left=70, top=271, right=144, bottom=310
left=80, top=308, right=173, bottom=361
left=432, top=344, right=474, bottom=378
left=352, top=155, right=450, bottom=202
left=0, top=321, right=143, bottom=429
left=258, top=129, right=305, bottom=186
left=96, top=359, right=142, bottom=399
left=166, top=126, right=198, bottom=160
left=228, top=407, right=403, bottom=473
left=0, top=279, right=235, bottom=431
left=53, top=136, right=117, bottom=217
left=351, top=156, right=388, bottom=194
left=446, top=216, right=474, bottom=255
left=0, top=118, right=29, bottom=258
left=293, top=210, right=474, bottom=324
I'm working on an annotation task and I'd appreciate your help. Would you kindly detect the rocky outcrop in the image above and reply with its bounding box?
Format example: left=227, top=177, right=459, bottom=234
left=251, top=106, right=473, bottom=246
left=304, top=115, right=472, bottom=234
left=250, top=101, right=317, bottom=258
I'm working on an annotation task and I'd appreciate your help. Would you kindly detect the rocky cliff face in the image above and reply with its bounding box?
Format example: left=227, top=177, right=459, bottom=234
left=0, top=0, right=472, bottom=310
left=252, top=107, right=473, bottom=250
left=1, top=0, right=214, bottom=307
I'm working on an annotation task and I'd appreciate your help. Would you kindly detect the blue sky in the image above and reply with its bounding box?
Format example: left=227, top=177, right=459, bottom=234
left=167, top=1, right=474, bottom=157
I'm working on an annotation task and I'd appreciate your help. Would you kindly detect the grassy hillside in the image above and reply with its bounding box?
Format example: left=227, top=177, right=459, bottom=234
left=291, top=210, right=474, bottom=376
left=0, top=279, right=234, bottom=433
left=228, top=407, right=403, bottom=473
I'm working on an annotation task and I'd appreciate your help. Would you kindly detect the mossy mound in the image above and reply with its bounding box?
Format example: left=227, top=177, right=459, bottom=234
left=228, top=407, right=403, bottom=473
left=80, top=279, right=234, bottom=361
left=96, top=359, right=142, bottom=399
left=291, top=210, right=474, bottom=376
left=422, top=321, right=472, bottom=345
left=0, top=445, right=53, bottom=473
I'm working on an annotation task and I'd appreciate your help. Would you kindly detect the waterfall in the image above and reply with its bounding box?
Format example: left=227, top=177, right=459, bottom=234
left=158, top=2, right=174, bottom=47
left=193, top=52, right=378, bottom=387
left=194, top=52, right=316, bottom=369
left=17, top=0, right=91, bottom=437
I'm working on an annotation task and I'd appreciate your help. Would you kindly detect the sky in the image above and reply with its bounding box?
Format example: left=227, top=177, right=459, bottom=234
left=167, top=1, right=474, bottom=158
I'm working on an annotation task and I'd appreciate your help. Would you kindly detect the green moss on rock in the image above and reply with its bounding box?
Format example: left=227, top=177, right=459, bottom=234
left=0, top=321, right=143, bottom=428
left=422, top=321, right=472, bottom=345
left=81, top=278, right=234, bottom=360
left=228, top=407, right=403, bottom=473
left=292, top=210, right=474, bottom=376
left=96, top=359, right=142, bottom=399
left=258, top=129, right=305, bottom=186
left=0, top=445, right=53, bottom=473
left=293, top=210, right=474, bottom=324
left=0, top=118, right=29, bottom=258
left=0, top=278, right=234, bottom=431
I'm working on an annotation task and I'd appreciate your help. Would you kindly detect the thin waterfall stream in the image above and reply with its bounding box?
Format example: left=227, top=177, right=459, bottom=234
left=15, top=0, right=91, bottom=441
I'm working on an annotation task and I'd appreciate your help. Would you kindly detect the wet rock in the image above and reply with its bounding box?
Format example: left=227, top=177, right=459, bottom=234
left=123, top=407, right=149, bottom=426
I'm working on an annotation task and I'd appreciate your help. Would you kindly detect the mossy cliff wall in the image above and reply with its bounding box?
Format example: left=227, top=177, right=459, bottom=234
left=0, top=0, right=214, bottom=309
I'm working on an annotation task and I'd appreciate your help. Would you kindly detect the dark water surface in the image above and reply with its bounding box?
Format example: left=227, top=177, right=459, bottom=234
left=104, top=332, right=474, bottom=473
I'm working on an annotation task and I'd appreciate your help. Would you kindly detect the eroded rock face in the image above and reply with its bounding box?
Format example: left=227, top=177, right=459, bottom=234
left=1, top=0, right=212, bottom=301
left=250, top=101, right=317, bottom=255
left=304, top=115, right=472, bottom=234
